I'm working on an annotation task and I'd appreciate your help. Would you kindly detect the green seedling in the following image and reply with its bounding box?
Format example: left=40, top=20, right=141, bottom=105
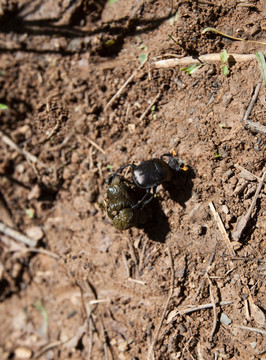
left=214, top=151, right=222, bottom=159
left=139, top=53, right=147, bottom=64
left=256, top=51, right=266, bottom=84
left=107, top=164, right=114, bottom=170
left=105, top=39, right=115, bottom=46
left=109, top=0, right=118, bottom=4
left=33, top=300, right=48, bottom=337
left=220, top=49, right=229, bottom=76
left=0, top=104, right=8, bottom=110
left=25, top=208, right=34, bottom=219
left=151, top=105, right=157, bottom=120
left=180, top=63, right=203, bottom=75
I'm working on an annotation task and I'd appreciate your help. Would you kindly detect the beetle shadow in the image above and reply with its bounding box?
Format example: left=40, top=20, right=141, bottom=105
left=138, top=198, right=170, bottom=243
left=163, top=166, right=195, bottom=208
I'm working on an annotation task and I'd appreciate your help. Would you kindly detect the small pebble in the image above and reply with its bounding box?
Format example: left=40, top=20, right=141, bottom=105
left=220, top=313, right=232, bottom=325
left=14, top=347, right=32, bottom=359
left=25, top=226, right=44, bottom=241
left=118, top=341, right=128, bottom=352
left=221, top=204, right=229, bottom=214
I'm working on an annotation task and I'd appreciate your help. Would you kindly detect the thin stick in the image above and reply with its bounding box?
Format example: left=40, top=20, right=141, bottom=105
left=154, top=53, right=256, bottom=68
left=209, top=202, right=236, bottom=256
left=232, top=170, right=266, bottom=241
left=166, top=301, right=234, bottom=323
left=147, top=247, right=174, bottom=360
left=0, top=130, right=44, bottom=166
left=234, top=164, right=262, bottom=182
left=241, top=76, right=263, bottom=123
left=88, top=138, right=106, bottom=154
left=234, top=324, right=266, bottom=335
left=138, top=92, right=162, bottom=123
left=11, top=247, right=60, bottom=259
left=104, top=59, right=147, bottom=111
left=207, top=275, right=217, bottom=341
left=34, top=340, right=65, bottom=359
left=192, top=250, right=216, bottom=304
left=0, top=221, right=37, bottom=247
left=128, top=277, right=146, bottom=285
left=121, top=250, right=130, bottom=278
left=244, top=120, right=266, bottom=134
left=138, top=237, right=148, bottom=274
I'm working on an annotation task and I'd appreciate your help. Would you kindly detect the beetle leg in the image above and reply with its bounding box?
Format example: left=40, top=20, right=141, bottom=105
left=106, top=164, right=136, bottom=184
left=132, top=188, right=153, bottom=209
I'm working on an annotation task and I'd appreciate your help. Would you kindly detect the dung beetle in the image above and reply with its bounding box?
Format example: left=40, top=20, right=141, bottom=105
left=100, top=175, right=152, bottom=230
left=107, top=154, right=185, bottom=209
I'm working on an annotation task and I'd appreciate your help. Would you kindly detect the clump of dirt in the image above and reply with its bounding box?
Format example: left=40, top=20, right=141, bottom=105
left=0, top=1, right=265, bottom=359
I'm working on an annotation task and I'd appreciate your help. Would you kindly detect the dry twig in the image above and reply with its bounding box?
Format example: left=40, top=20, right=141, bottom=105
left=0, top=130, right=44, bottom=166
left=11, top=247, right=60, bottom=259
left=166, top=301, right=234, bottom=323
left=241, top=76, right=263, bottom=123
left=209, top=202, right=236, bottom=256
left=88, top=138, right=106, bottom=155
left=154, top=53, right=256, bottom=68
left=0, top=221, right=37, bottom=247
left=104, top=58, right=147, bottom=111
left=207, top=275, right=217, bottom=341
left=234, top=324, right=266, bottom=335
left=138, top=91, right=162, bottom=124
left=232, top=170, right=266, bottom=241
left=192, top=250, right=216, bottom=304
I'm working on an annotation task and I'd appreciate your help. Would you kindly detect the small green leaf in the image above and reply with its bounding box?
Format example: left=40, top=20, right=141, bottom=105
left=0, top=104, right=8, bottom=110
left=105, top=39, right=115, bottom=46
left=222, top=64, right=229, bottom=76
left=214, top=151, right=222, bottom=159
left=139, top=53, right=147, bottom=64
left=220, top=49, right=229, bottom=64
left=25, top=208, right=34, bottom=219
left=109, top=0, right=118, bottom=4
left=256, top=51, right=266, bottom=84
left=107, top=164, right=113, bottom=170
left=33, top=300, right=48, bottom=337
left=180, top=63, right=203, bottom=74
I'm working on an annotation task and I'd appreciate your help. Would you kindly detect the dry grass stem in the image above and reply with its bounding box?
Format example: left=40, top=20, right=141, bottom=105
left=209, top=202, right=236, bottom=256
left=121, top=250, right=130, bottom=278
left=207, top=275, right=218, bottom=341
left=88, top=138, right=106, bottom=154
left=232, top=170, right=266, bottom=241
left=147, top=247, right=174, bottom=360
left=192, top=250, right=216, bottom=303
left=0, top=130, right=44, bottom=166
left=138, top=91, right=162, bottom=123
left=245, top=120, right=266, bottom=134
left=167, top=301, right=234, bottom=323
left=11, top=247, right=60, bottom=259
left=128, top=277, right=146, bottom=285
left=0, top=221, right=37, bottom=247
left=34, top=340, right=66, bottom=359
left=241, top=76, right=263, bottom=123
left=234, top=164, right=263, bottom=182
left=154, top=53, right=256, bottom=68
left=104, top=59, right=147, bottom=111
left=234, top=324, right=266, bottom=335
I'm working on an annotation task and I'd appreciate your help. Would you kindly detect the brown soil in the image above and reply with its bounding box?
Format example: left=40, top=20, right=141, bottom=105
left=0, top=1, right=265, bottom=359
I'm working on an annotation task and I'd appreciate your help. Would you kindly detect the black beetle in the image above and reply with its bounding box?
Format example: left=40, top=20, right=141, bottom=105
left=107, top=154, right=185, bottom=209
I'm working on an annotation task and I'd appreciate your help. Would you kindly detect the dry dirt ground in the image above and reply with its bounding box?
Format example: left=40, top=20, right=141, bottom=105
left=0, top=1, right=265, bottom=359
